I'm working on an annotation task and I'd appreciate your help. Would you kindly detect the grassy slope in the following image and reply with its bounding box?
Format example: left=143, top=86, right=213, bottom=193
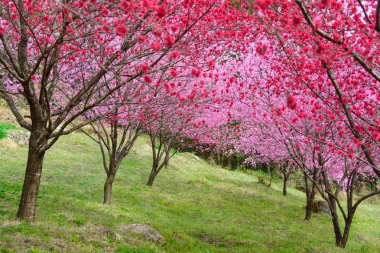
left=0, top=133, right=379, bottom=253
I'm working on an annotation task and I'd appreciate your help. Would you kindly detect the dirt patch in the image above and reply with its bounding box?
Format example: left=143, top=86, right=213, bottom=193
left=0, top=107, right=30, bottom=125
left=0, top=220, right=21, bottom=228
left=195, top=232, right=248, bottom=248
left=0, top=108, right=18, bottom=124
left=48, top=238, right=69, bottom=251
left=213, top=182, right=256, bottom=197
left=0, top=138, right=18, bottom=148
left=76, top=223, right=115, bottom=240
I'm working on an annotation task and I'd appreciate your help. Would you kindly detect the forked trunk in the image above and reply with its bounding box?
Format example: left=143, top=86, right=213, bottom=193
left=16, top=131, right=47, bottom=221
left=326, top=194, right=345, bottom=247
left=147, top=172, right=157, bottom=186
left=340, top=215, right=353, bottom=248
left=147, top=176, right=155, bottom=186
left=331, top=208, right=343, bottom=247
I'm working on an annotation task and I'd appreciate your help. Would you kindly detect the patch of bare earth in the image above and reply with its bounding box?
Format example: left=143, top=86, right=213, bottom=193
left=195, top=231, right=251, bottom=248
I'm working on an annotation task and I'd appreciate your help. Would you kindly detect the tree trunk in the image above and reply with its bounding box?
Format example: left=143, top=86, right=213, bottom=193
left=340, top=215, right=353, bottom=248
left=282, top=176, right=288, bottom=196
left=304, top=193, right=313, bottom=221
left=147, top=171, right=157, bottom=186
left=304, top=185, right=316, bottom=221
left=326, top=194, right=344, bottom=247
left=103, top=172, right=116, bottom=205
left=208, top=149, right=216, bottom=164
left=227, top=156, right=232, bottom=170
left=331, top=209, right=343, bottom=246
left=16, top=132, right=47, bottom=221
left=147, top=166, right=158, bottom=186
left=268, top=165, right=273, bottom=187
left=303, top=171, right=316, bottom=221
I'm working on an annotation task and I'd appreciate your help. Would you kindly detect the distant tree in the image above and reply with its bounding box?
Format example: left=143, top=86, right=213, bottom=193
left=277, top=161, right=295, bottom=196
left=83, top=97, right=142, bottom=205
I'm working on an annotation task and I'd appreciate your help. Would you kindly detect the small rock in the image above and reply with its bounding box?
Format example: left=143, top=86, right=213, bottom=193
left=6, top=130, right=30, bottom=146
left=192, top=154, right=201, bottom=161
left=119, top=223, right=165, bottom=244
left=0, top=220, right=20, bottom=227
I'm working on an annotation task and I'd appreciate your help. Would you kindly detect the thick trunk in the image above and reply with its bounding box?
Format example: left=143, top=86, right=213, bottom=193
left=326, top=194, right=343, bottom=247
left=328, top=196, right=348, bottom=248
left=282, top=176, right=288, bottom=196
left=322, top=171, right=344, bottom=247
left=303, top=172, right=316, bottom=221
left=103, top=172, right=116, bottom=205
left=304, top=193, right=313, bottom=221
left=16, top=132, right=47, bottom=221
left=304, top=185, right=315, bottom=221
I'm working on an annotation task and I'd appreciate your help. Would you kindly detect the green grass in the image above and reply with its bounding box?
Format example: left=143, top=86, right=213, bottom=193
left=0, top=122, right=17, bottom=139
left=0, top=133, right=379, bottom=252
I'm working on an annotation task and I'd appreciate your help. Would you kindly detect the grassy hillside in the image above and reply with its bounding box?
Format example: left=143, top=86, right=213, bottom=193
left=0, top=133, right=379, bottom=252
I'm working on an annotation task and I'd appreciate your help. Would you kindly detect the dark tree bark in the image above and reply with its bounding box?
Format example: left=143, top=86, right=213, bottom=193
left=304, top=190, right=316, bottom=221
left=304, top=172, right=316, bottom=221
left=16, top=130, right=48, bottom=221
left=321, top=169, right=356, bottom=248
left=103, top=171, right=116, bottom=205
left=340, top=216, right=354, bottom=248
left=323, top=64, right=380, bottom=178
left=282, top=176, right=288, bottom=196
left=147, top=170, right=158, bottom=186
left=327, top=195, right=343, bottom=246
